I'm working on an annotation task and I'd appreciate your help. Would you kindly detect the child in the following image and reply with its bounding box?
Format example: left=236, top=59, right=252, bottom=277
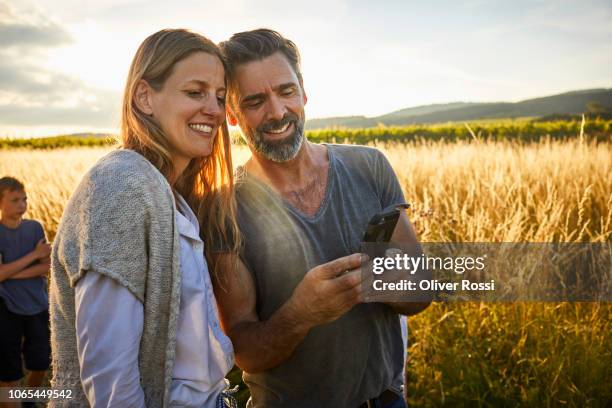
left=0, top=176, right=51, bottom=400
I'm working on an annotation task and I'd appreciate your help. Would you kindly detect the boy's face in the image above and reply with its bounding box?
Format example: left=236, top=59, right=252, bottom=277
left=0, top=189, right=27, bottom=219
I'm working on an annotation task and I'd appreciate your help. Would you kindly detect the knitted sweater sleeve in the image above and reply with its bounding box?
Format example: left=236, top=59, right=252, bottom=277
left=53, top=150, right=172, bottom=302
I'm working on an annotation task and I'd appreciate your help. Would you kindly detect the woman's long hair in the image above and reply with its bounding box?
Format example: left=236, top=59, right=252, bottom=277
left=119, top=28, right=240, bottom=271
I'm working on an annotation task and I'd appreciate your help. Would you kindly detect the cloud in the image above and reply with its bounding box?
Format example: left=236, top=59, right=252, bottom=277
left=0, top=21, right=72, bottom=48
left=0, top=59, right=83, bottom=98
left=0, top=1, right=72, bottom=48
left=0, top=90, right=118, bottom=127
left=0, top=0, right=117, bottom=132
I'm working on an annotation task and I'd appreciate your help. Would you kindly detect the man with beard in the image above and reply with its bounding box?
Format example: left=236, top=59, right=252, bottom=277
left=212, top=29, right=430, bottom=408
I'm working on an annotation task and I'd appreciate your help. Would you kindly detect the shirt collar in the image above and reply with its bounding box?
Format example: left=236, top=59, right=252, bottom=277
left=175, top=194, right=202, bottom=242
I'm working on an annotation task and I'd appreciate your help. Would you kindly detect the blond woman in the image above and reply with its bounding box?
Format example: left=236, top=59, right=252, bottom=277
left=49, top=29, right=239, bottom=408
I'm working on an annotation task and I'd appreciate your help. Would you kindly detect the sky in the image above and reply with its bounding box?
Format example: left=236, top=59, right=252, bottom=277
left=0, top=0, right=611, bottom=137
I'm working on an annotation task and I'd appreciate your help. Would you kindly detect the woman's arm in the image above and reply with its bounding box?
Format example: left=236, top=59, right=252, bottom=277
left=75, top=271, right=146, bottom=407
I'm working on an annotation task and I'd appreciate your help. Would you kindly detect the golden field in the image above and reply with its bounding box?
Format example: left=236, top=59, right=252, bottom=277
left=1, top=138, right=610, bottom=406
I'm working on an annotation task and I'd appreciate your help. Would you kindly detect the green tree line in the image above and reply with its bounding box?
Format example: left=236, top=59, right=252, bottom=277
left=2, top=119, right=611, bottom=149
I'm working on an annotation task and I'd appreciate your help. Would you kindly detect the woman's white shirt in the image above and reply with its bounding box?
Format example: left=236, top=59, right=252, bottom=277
left=170, top=195, right=234, bottom=406
left=75, top=194, right=234, bottom=407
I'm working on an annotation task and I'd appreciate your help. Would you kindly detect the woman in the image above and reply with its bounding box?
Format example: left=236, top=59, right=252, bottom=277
left=49, top=29, right=240, bottom=408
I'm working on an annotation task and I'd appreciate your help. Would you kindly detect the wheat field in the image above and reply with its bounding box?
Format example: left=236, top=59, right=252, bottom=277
left=1, top=139, right=610, bottom=406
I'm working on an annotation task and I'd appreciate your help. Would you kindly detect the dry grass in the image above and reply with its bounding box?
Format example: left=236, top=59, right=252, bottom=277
left=379, top=139, right=611, bottom=242
left=379, top=139, right=611, bottom=407
left=0, top=148, right=111, bottom=240
left=0, top=147, right=252, bottom=241
left=0, top=139, right=609, bottom=406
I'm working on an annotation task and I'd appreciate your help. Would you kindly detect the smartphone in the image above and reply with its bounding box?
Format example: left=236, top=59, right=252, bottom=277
left=362, top=208, right=402, bottom=243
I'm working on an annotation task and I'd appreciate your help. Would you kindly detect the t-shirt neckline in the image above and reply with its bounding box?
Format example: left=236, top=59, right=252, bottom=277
left=242, top=144, right=336, bottom=223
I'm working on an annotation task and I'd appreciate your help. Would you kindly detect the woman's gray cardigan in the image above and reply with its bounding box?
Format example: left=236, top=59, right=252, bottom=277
left=49, top=149, right=182, bottom=407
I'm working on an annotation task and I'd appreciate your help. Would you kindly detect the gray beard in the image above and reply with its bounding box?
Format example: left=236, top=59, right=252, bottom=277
left=248, top=119, right=305, bottom=163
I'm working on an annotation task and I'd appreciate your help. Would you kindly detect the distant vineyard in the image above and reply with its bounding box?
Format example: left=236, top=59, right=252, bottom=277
left=2, top=119, right=611, bottom=149
left=308, top=118, right=612, bottom=144
left=0, top=134, right=117, bottom=149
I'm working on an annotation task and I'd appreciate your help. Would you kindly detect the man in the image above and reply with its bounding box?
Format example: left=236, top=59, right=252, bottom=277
left=213, top=29, right=430, bottom=408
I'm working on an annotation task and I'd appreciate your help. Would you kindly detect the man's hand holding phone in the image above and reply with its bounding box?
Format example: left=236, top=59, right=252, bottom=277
left=287, top=253, right=370, bottom=328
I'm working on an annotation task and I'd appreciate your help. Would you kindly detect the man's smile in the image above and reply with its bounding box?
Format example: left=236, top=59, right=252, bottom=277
left=262, top=121, right=294, bottom=139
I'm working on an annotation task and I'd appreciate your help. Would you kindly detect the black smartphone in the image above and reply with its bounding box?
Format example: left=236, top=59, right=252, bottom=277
left=362, top=208, right=401, bottom=243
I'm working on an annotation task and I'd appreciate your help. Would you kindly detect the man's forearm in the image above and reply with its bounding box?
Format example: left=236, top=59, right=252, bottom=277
left=8, top=262, right=49, bottom=280
left=0, top=252, right=38, bottom=282
left=385, top=301, right=430, bottom=316
left=383, top=271, right=433, bottom=315
left=230, top=300, right=312, bottom=373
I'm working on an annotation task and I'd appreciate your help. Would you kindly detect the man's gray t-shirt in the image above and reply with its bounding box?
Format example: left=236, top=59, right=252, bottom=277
left=235, top=144, right=408, bottom=408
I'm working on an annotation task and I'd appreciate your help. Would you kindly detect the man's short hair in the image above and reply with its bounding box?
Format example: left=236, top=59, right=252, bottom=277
left=219, top=28, right=302, bottom=107
left=0, top=177, right=25, bottom=201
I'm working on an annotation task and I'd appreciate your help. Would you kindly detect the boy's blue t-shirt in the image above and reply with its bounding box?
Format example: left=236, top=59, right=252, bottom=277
left=0, top=219, right=49, bottom=315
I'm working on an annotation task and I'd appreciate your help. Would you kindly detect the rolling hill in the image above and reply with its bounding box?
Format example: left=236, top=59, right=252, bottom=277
left=305, top=88, right=612, bottom=129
